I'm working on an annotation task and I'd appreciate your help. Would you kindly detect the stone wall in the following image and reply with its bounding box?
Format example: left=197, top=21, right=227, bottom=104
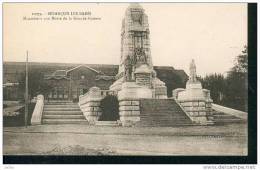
left=78, top=87, right=118, bottom=125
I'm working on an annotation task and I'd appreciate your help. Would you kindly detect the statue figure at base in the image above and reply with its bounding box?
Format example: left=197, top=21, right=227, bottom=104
left=189, top=59, right=197, bottom=83
left=124, top=55, right=134, bottom=82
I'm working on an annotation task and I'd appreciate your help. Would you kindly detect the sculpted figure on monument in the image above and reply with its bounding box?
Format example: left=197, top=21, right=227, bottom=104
left=124, top=55, right=133, bottom=81
left=189, top=59, right=197, bottom=82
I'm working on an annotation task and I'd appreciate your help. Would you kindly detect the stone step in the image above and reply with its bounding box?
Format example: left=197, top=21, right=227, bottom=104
left=140, top=119, right=190, bottom=123
left=95, top=121, right=119, bottom=126
left=44, top=107, right=81, bottom=111
left=213, top=115, right=240, bottom=119
left=43, top=110, right=83, bottom=115
left=138, top=99, right=192, bottom=127
left=141, top=106, right=183, bottom=109
left=45, top=103, right=76, bottom=105
left=212, top=112, right=245, bottom=124
left=43, top=115, right=85, bottom=119
left=213, top=119, right=246, bottom=123
left=44, top=104, right=79, bottom=108
left=140, top=115, right=189, bottom=118
left=135, top=122, right=194, bottom=127
left=140, top=113, right=186, bottom=116
left=213, top=114, right=237, bottom=117
left=212, top=111, right=226, bottom=115
left=46, top=100, right=73, bottom=103
left=139, top=117, right=192, bottom=121
left=140, top=112, right=187, bottom=116
left=141, top=109, right=181, bottom=112
left=42, top=119, right=88, bottom=124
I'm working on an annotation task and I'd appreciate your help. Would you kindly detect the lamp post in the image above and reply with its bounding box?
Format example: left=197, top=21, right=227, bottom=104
left=25, top=51, right=29, bottom=127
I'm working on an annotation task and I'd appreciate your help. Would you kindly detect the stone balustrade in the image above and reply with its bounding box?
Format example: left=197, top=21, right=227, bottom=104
left=78, top=87, right=117, bottom=124
left=212, top=104, right=247, bottom=120
left=31, top=95, right=44, bottom=125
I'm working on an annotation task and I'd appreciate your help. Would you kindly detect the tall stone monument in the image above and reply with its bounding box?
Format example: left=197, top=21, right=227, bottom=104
left=109, top=3, right=167, bottom=126
left=110, top=3, right=167, bottom=100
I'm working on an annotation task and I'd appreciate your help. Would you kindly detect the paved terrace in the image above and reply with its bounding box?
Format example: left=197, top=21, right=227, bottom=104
left=3, top=124, right=247, bottom=155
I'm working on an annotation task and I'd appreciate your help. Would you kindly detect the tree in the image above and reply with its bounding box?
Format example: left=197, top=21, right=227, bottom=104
left=225, top=46, right=248, bottom=111
left=199, top=74, right=226, bottom=105
left=18, top=69, right=52, bottom=102
left=99, top=95, right=119, bottom=121
left=199, top=46, right=248, bottom=112
left=232, top=46, right=248, bottom=73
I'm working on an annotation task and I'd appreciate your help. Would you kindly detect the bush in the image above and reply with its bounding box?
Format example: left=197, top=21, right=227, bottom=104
left=99, top=95, right=119, bottom=121
left=3, top=103, right=36, bottom=127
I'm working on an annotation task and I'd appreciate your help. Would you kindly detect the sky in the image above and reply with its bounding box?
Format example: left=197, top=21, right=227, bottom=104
left=3, top=3, right=247, bottom=76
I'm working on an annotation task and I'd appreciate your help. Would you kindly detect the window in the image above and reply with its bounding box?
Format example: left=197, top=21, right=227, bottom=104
left=81, top=75, right=85, bottom=79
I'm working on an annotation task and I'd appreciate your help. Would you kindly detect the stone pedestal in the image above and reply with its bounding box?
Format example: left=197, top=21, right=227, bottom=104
left=153, top=77, right=167, bottom=99
left=118, top=82, right=153, bottom=100
left=119, top=99, right=140, bottom=126
left=117, top=82, right=151, bottom=126
left=175, top=81, right=213, bottom=125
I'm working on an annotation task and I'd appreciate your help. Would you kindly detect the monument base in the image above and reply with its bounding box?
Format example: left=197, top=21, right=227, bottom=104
left=117, top=82, right=153, bottom=126
left=118, top=82, right=153, bottom=100
left=175, top=81, right=213, bottom=125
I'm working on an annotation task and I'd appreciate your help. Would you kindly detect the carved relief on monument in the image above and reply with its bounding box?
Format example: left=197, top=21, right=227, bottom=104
left=131, top=10, right=143, bottom=25
left=134, top=47, right=147, bottom=65
left=135, top=74, right=151, bottom=87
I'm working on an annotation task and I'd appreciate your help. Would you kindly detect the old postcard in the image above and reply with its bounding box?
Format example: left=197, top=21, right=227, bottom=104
left=2, top=2, right=253, bottom=163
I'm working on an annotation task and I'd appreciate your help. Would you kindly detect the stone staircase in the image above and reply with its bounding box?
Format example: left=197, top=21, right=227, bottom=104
left=136, top=99, right=193, bottom=127
left=42, top=100, right=88, bottom=124
left=212, top=110, right=246, bottom=124
left=95, top=121, right=119, bottom=127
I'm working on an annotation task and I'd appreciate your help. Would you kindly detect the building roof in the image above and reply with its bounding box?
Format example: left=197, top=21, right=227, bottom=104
left=66, top=65, right=101, bottom=74
left=3, top=61, right=188, bottom=85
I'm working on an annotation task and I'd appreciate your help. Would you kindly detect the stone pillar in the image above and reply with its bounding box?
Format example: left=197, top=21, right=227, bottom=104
left=172, top=88, right=185, bottom=99
left=78, top=87, right=102, bottom=124
left=117, top=82, right=146, bottom=126
left=175, top=83, right=214, bottom=125
left=203, top=89, right=214, bottom=121
left=153, top=78, right=167, bottom=99
left=119, top=99, right=140, bottom=126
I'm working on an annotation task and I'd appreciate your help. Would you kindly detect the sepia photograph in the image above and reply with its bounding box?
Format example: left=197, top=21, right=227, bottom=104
left=2, top=1, right=256, bottom=164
